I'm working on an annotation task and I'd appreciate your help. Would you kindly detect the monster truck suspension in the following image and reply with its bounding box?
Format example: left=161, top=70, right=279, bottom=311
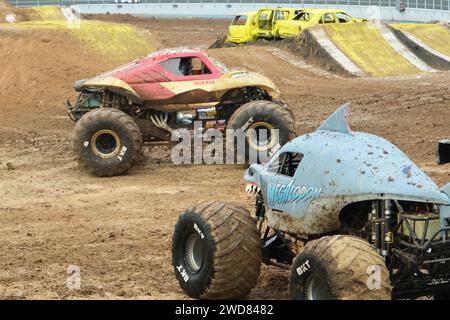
left=387, top=202, right=450, bottom=299
left=241, top=87, right=268, bottom=102
left=101, top=91, right=127, bottom=109
left=341, top=199, right=450, bottom=299
left=254, top=193, right=297, bottom=268
left=67, top=91, right=129, bottom=121
left=67, top=91, right=102, bottom=121
left=253, top=193, right=450, bottom=299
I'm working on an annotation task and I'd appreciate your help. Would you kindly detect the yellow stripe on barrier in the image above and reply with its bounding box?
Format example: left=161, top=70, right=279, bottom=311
left=391, top=24, right=450, bottom=57
left=322, top=22, right=420, bottom=77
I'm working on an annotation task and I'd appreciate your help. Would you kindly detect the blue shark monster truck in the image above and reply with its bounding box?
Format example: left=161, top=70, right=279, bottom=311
left=172, top=104, right=450, bottom=300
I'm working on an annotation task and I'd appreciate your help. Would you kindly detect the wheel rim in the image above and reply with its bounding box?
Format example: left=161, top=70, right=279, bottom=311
left=305, top=274, right=330, bottom=300
left=246, top=122, right=277, bottom=152
left=184, top=233, right=204, bottom=273
left=91, top=129, right=121, bottom=159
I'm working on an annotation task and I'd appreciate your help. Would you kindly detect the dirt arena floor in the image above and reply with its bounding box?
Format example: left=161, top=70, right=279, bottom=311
left=1, top=14, right=450, bottom=299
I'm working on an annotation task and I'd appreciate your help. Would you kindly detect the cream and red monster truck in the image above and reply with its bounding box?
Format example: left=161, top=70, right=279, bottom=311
left=172, top=104, right=450, bottom=300
left=67, top=48, right=296, bottom=176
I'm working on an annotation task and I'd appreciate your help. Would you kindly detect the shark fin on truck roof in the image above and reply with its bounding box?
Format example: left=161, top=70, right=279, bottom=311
left=317, top=102, right=352, bottom=134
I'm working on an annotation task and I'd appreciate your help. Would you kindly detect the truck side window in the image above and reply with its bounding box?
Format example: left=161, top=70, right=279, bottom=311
left=269, top=152, right=303, bottom=177
left=160, top=57, right=211, bottom=76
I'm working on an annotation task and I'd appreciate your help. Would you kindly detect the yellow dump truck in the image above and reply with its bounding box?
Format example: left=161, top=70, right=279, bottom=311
left=227, top=8, right=365, bottom=44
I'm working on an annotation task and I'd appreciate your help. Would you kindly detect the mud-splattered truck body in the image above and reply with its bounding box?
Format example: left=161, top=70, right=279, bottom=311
left=245, top=104, right=450, bottom=236
left=67, top=48, right=296, bottom=177
left=243, top=104, right=450, bottom=299
left=172, top=103, right=450, bottom=300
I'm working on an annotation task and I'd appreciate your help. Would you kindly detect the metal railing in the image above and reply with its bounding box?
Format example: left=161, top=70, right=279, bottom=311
left=9, top=0, right=450, bottom=11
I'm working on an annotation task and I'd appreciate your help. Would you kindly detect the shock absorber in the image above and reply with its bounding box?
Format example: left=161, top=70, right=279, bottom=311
left=371, top=200, right=385, bottom=255
left=376, top=200, right=383, bottom=255
left=372, top=200, right=392, bottom=258
left=255, top=193, right=265, bottom=233
left=383, top=200, right=393, bottom=258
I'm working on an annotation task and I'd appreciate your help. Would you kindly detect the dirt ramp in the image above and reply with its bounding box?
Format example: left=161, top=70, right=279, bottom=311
left=321, top=22, right=427, bottom=77
left=2, top=20, right=157, bottom=63
left=0, top=28, right=106, bottom=130
left=27, top=6, right=65, bottom=21
left=282, top=29, right=359, bottom=77
left=279, top=22, right=435, bottom=77
left=0, top=0, right=26, bottom=21
left=0, top=21, right=157, bottom=132
left=1, top=3, right=65, bottom=22
left=390, top=24, right=450, bottom=70
left=392, top=24, right=450, bottom=57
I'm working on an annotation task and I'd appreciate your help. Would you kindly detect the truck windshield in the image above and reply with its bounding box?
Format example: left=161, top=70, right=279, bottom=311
left=207, top=56, right=228, bottom=73
left=232, top=15, right=247, bottom=25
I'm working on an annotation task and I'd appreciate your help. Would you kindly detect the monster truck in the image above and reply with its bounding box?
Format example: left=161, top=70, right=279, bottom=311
left=172, top=104, right=450, bottom=300
left=67, top=48, right=296, bottom=176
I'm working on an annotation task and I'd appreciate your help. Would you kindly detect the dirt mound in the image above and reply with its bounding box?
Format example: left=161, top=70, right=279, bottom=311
left=0, top=28, right=107, bottom=131
left=2, top=19, right=158, bottom=61
left=84, top=13, right=230, bottom=49
left=212, top=22, right=440, bottom=77
left=0, top=0, right=27, bottom=22
left=206, top=32, right=351, bottom=76
left=1, top=3, right=66, bottom=22
left=393, top=23, right=450, bottom=57
left=0, top=8, right=158, bottom=126
left=28, top=6, right=65, bottom=20
left=209, top=35, right=235, bottom=49
left=0, top=21, right=157, bottom=133
left=280, top=31, right=352, bottom=77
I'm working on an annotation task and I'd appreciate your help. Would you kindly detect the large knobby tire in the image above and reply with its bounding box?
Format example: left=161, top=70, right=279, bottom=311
left=289, top=235, right=391, bottom=300
left=226, top=100, right=296, bottom=164
left=172, top=201, right=262, bottom=299
left=71, top=108, right=142, bottom=177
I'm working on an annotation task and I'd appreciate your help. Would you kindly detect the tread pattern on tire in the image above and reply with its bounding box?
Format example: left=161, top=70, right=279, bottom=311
left=226, top=100, right=296, bottom=164
left=294, top=235, right=392, bottom=300
left=187, top=201, right=262, bottom=299
left=227, top=100, right=297, bottom=141
left=72, top=108, right=142, bottom=177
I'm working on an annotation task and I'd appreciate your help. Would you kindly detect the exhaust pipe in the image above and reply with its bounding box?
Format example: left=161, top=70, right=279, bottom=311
left=437, top=140, right=450, bottom=164
left=150, top=113, right=173, bottom=133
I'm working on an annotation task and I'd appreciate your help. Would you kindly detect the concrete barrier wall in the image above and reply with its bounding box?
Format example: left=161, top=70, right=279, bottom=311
left=64, top=3, right=450, bottom=22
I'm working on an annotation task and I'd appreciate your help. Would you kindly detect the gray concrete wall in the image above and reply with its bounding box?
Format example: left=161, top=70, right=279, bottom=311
left=69, top=3, right=450, bottom=22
